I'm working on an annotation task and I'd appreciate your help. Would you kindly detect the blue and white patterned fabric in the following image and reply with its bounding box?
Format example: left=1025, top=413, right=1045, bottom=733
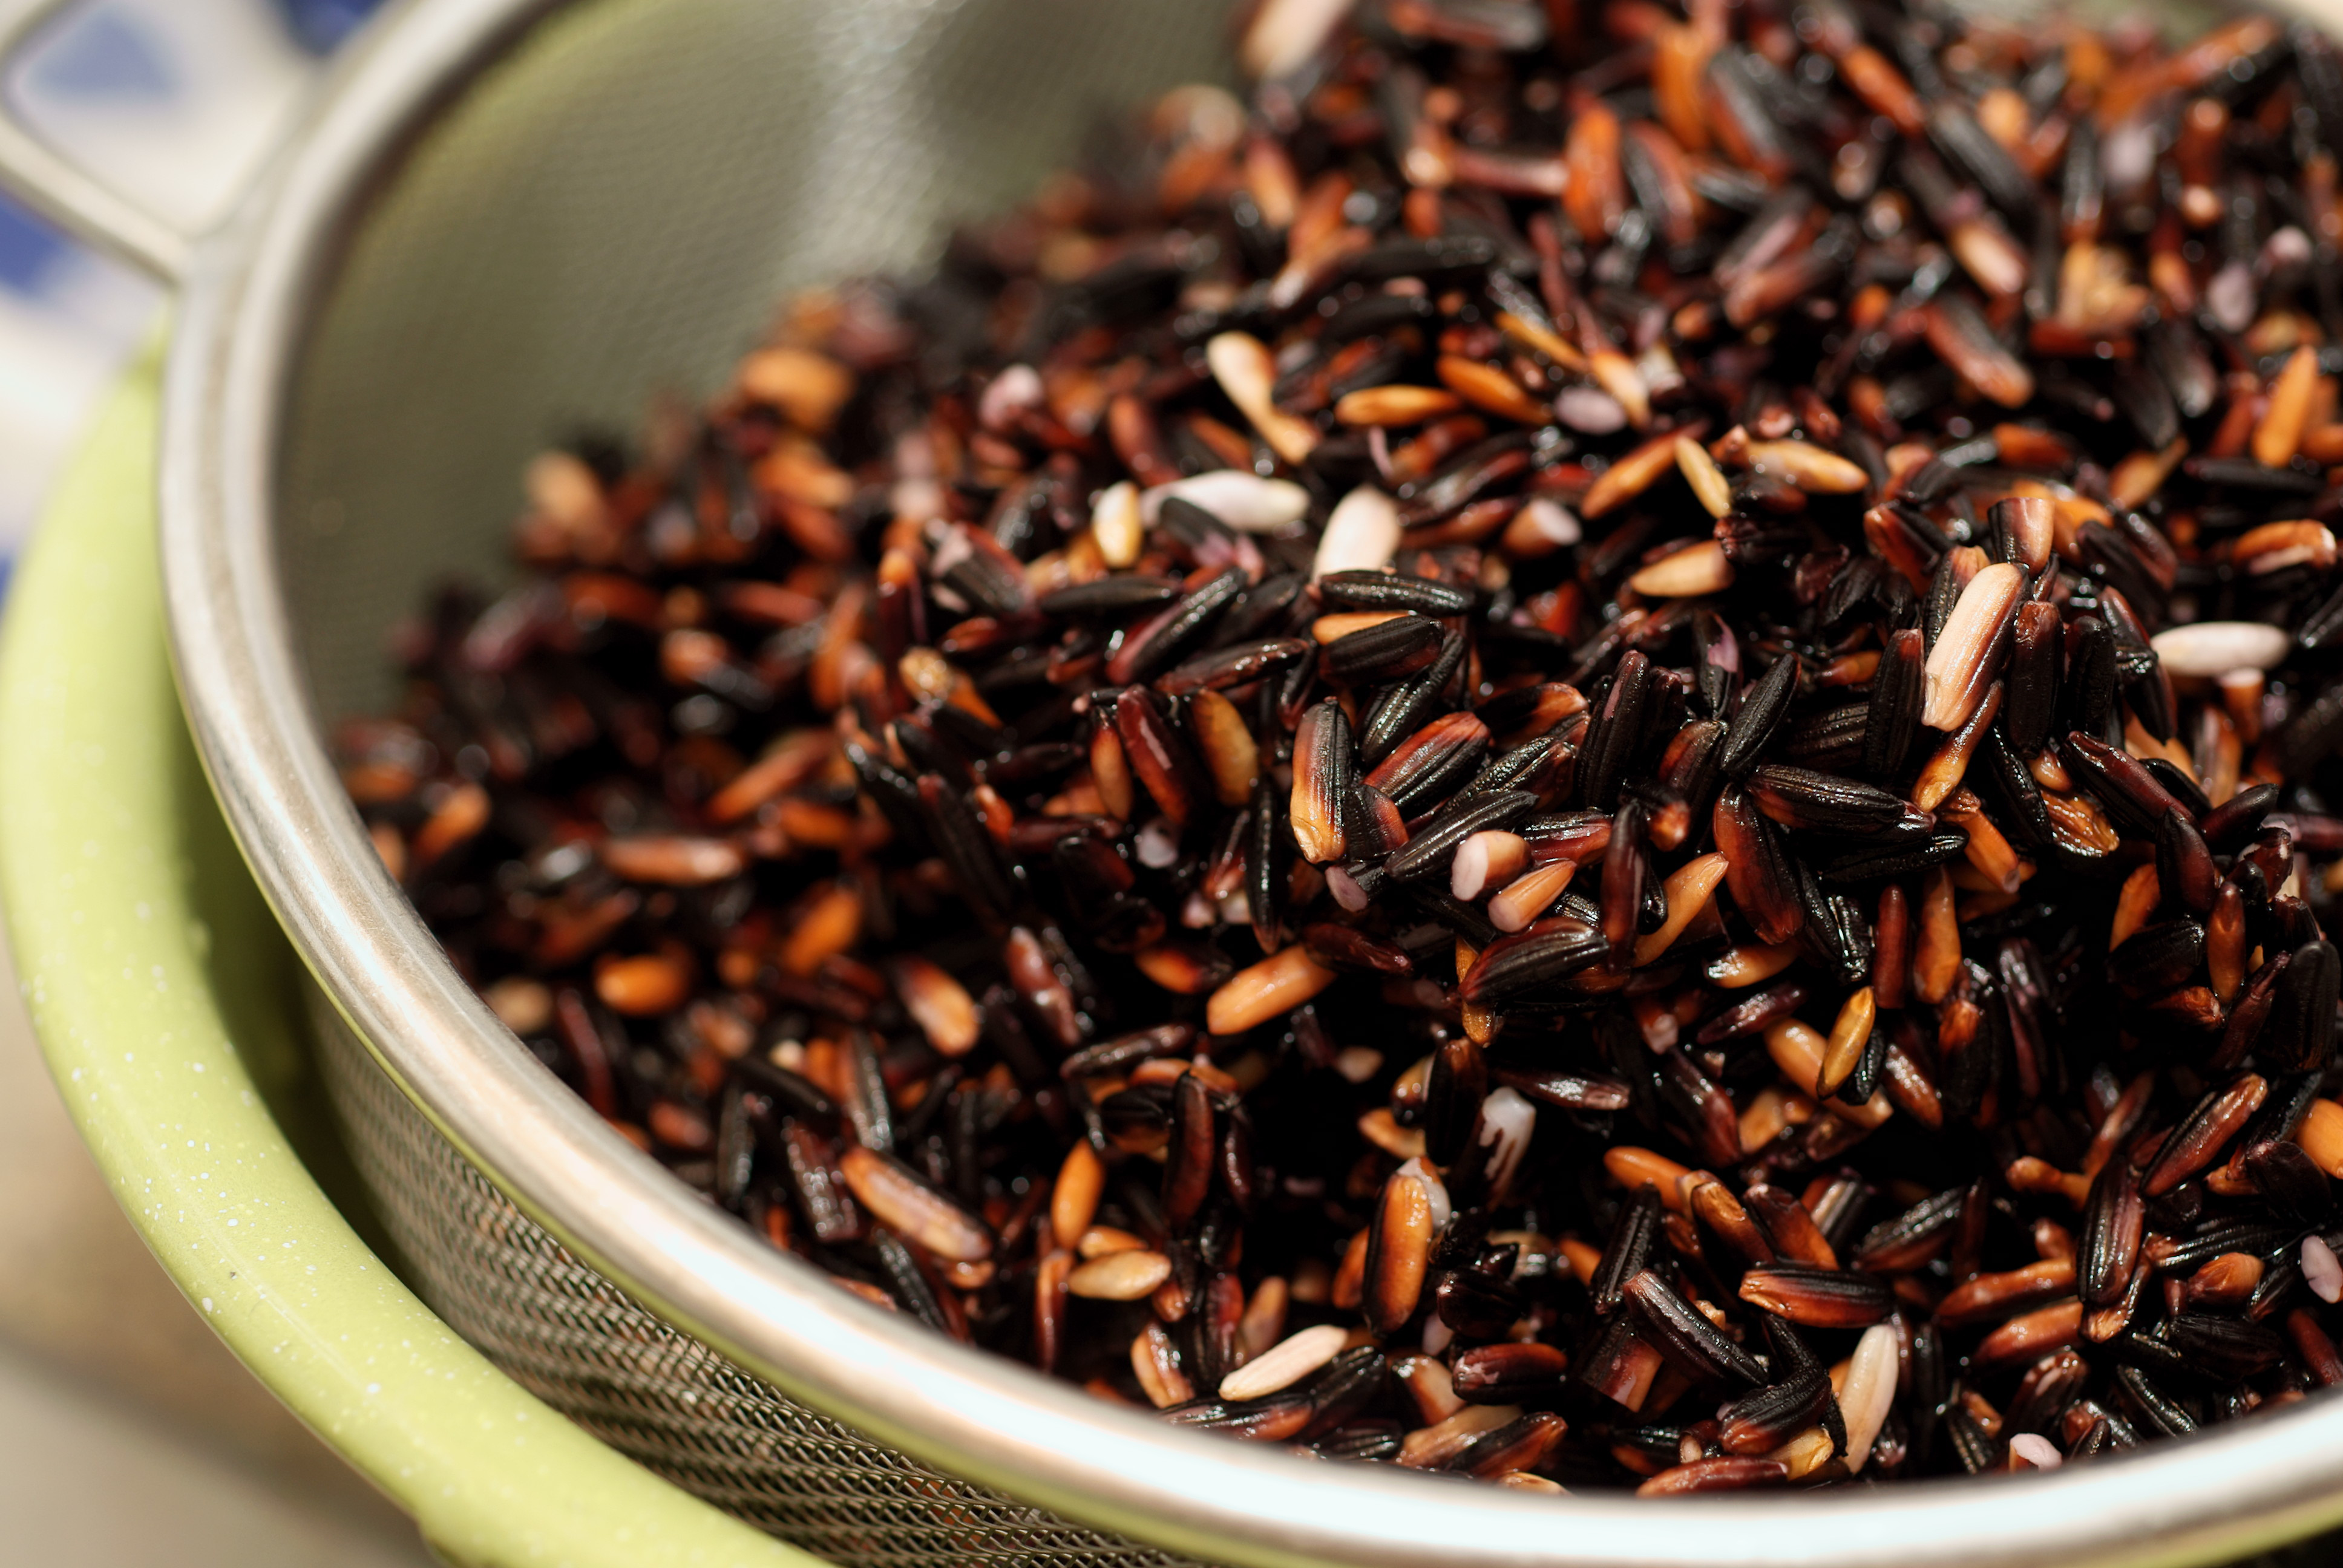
left=0, top=0, right=383, bottom=587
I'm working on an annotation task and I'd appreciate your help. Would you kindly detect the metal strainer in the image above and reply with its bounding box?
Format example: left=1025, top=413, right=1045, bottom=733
left=11, top=0, right=2343, bottom=1561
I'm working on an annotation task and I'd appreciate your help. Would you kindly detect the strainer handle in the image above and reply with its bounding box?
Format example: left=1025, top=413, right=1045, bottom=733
left=0, top=0, right=198, bottom=281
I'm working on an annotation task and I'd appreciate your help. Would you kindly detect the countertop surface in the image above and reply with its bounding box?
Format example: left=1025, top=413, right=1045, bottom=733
left=0, top=918, right=434, bottom=1565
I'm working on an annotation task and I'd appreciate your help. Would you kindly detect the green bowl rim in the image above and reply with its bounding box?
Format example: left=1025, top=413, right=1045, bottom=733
left=0, top=351, right=810, bottom=1568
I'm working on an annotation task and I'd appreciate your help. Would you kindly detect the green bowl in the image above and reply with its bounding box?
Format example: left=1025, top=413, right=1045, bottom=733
left=0, top=354, right=813, bottom=1568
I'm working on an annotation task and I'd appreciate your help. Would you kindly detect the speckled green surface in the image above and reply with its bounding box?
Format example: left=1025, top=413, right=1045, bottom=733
left=0, top=353, right=808, bottom=1568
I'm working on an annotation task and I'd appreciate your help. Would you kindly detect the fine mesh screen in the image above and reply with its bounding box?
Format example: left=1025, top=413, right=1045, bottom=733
left=312, top=990, right=1202, bottom=1566
left=279, top=0, right=1230, bottom=1558
left=278, top=0, right=1231, bottom=721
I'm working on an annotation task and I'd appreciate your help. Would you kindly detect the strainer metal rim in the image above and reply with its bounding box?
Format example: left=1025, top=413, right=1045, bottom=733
left=156, top=0, right=2343, bottom=1563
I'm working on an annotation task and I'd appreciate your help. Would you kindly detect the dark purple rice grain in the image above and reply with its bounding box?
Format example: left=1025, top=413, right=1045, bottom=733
left=1386, top=789, right=1538, bottom=884
left=1358, top=633, right=1469, bottom=766
left=1717, top=1369, right=1832, bottom=1457
left=1715, top=653, right=1798, bottom=780
left=2267, top=941, right=2343, bottom=1074
left=1319, top=570, right=1475, bottom=618
left=1622, top=1269, right=1765, bottom=1387
left=2079, top=1160, right=2145, bottom=1310
left=1367, top=710, right=1492, bottom=817
left=1590, top=1186, right=1665, bottom=1318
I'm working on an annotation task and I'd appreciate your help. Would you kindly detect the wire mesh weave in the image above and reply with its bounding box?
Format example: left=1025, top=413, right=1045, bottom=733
left=276, top=0, right=1234, bottom=1557
left=314, top=987, right=1206, bottom=1567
